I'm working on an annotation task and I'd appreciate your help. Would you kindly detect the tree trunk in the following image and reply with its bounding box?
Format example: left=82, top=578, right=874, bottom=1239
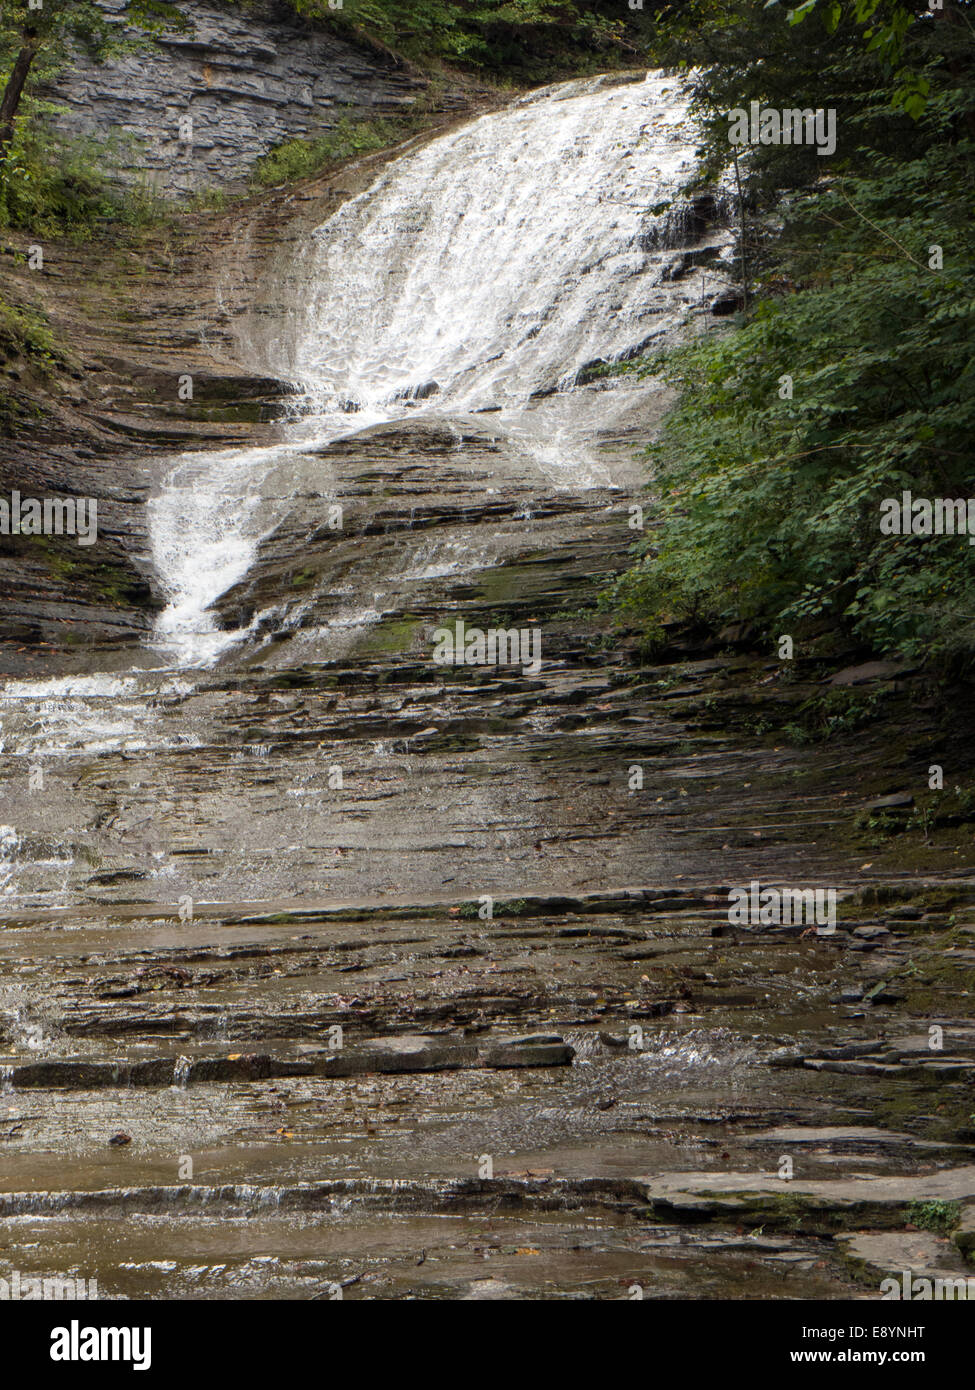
left=0, top=29, right=39, bottom=162
left=732, top=149, right=748, bottom=313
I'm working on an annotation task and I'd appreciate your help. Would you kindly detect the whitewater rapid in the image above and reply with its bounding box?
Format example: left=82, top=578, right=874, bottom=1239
left=147, top=72, right=719, bottom=666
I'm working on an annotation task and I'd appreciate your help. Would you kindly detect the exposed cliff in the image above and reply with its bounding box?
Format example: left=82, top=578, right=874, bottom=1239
left=42, top=0, right=449, bottom=196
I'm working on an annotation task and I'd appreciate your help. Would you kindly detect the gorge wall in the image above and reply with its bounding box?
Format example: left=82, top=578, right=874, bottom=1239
left=42, top=0, right=444, bottom=196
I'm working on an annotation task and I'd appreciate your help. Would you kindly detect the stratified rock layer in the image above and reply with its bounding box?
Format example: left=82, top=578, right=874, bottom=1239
left=44, top=0, right=441, bottom=195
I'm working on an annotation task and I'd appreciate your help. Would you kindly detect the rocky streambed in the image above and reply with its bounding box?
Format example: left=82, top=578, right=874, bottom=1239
left=2, top=73, right=974, bottom=1301
left=2, top=427, right=974, bottom=1296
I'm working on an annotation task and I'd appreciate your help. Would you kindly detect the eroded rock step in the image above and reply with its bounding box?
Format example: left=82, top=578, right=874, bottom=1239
left=0, top=1033, right=575, bottom=1089
left=5, top=418, right=953, bottom=915
left=2, top=885, right=975, bottom=1297
left=0, top=1208, right=859, bottom=1301
left=3, top=414, right=975, bottom=1295
left=1, top=1172, right=971, bottom=1299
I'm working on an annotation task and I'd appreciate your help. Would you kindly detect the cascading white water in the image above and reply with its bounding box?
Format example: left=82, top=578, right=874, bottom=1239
left=148, top=72, right=728, bottom=666
left=0, top=71, right=727, bottom=906
left=0, top=824, right=21, bottom=901
left=291, top=74, right=697, bottom=422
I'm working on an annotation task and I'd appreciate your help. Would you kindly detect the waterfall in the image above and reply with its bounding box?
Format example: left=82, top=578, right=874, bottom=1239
left=147, top=72, right=730, bottom=666
left=0, top=71, right=729, bottom=910
left=289, top=72, right=701, bottom=421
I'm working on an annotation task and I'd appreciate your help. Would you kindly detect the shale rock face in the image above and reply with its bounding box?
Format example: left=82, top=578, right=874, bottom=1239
left=44, top=0, right=431, bottom=196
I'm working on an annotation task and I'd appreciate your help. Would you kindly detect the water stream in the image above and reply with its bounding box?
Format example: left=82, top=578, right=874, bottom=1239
left=147, top=72, right=725, bottom=666
left=1, top=70, right=968, bottom=1305
left=0, top=70, right=730, bottom=910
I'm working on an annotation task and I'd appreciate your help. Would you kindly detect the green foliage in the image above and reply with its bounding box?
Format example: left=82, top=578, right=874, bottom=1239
left=0, top=292, right=59, bottom=428
left=251, top=114, right=419, bottom=187
left=0, top=114, right=140, bottom=233
left=783, top=688, right=887, bottom=742
left=907, top=1199, right=961, bottom=1235
left=0, top=108, right=175, bottom=233
left=279, top=0, right=654, bottom=78
left=0, top=0, right=188, bottom=59
left=0, top=291, right=57, bottom=365
left=771, top=0, right=933, bottom=115
left=611, top=0, right=975, bottom=668
left=0, top=0, right=187, bottom=233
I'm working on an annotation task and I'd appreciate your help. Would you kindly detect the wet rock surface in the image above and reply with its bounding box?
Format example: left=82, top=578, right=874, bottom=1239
left=4, top=399, right=975, bottom=1299
left=0, top=91, right=515, bottom=669
left=3, top=410, right=975, bottom=1295
left=2, top=504, right=975, bottom=1296
left=3, top=81, right=975, bottom=1301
